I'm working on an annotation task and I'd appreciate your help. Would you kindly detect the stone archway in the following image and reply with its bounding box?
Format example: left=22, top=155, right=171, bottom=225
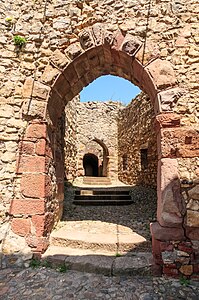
left=11, top=24, right=199, bottom=275
left=83, top=153, right=99, bottom=176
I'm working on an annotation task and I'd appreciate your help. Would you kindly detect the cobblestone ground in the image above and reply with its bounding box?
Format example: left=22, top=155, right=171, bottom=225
left=0, top=267, right=199, bottom=300
left=61, top=185, right=157, bottom=251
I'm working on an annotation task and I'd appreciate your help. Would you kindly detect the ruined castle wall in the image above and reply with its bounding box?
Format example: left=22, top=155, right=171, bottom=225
left=118, top=93, right=157, bottom=187
left=64, top=95, right=79, bottom=182
left=75, top=101, right=122, bottom=180
left=0, top=0, right=198, bottom=274
left=0, top=0, right=198, bottom=217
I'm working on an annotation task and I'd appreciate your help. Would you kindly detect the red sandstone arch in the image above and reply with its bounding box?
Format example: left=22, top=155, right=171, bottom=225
left=12, top=25, right=198, bottom=271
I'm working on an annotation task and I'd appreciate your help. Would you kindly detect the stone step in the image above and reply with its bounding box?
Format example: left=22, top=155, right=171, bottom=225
left=75, top=190, right=130, bottom=195
left=83, top=177, right=112, bottom=185
left=42, top=246, right=153, bottom=276
left=73, top=197, right=133, bottom=206
left=74, top=188, right=132, bottom=205
left=50, top=221, right=146, bottom=252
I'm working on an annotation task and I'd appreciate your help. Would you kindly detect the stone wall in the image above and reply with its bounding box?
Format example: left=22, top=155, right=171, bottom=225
left=0, top=0, right=198, bottom=276
left=64, top=95, right=79, bottom=182
left=118, top=92, right=157, bottom=187
left=75, top=101, right=122, bottom=180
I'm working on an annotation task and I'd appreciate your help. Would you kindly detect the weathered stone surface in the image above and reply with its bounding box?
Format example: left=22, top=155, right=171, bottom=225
left=41, top=65, right=60, bottom=85
left=51, top=49, right=70, bottom=69
left=23, top=79, right=50, bottom=100
left=155, top=113, right=181, bottom=129
left=25, top=123, right=47, bottom=140
left=179, top=265, right=193, bottom=276
left=150, top=222, right=185, bottom=241
left=118, top=93, right=157, bottom=186
left=120, top=35, right=142, bottom=56
left=157, top=158, right=184, bottom=227
left=16, top=156, right=46, bottom=174
left=186, top=210, right=199, bottom=227
left=158, top=88, right=185, bottom=112
left=159, top=127, right=199, bottom=158
left=21, top=174, right=51, bottom=198
left=113, top=253, right=152, bottom=276
left=146, top=59, right=176, bottom=89
left=0, top=0, right=199, bottom=268
left=10, top=199, right=45, bottom=215
left=188, top=185, right=199, bottom=200
left=11, top=218, right=31, bottom=236
left=65, top=255, right=114, bottom=276
left=186, top=227, right=199, bottom=240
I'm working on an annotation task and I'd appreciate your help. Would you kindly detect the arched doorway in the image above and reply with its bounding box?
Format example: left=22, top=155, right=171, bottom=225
left=83, top=153, right=99, bottom=176
left=14, top=25, right=196, bottom=278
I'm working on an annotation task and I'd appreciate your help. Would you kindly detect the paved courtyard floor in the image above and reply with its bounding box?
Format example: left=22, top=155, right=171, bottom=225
left=0, top=267, right=199, bottom=300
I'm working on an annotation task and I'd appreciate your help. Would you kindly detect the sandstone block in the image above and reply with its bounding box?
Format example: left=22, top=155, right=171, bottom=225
left=158, top=88, right=184, bottom=111
left=18, top=141, right=35, bottom=155
left=120, top=35, right=142, bottom=56
left=65, top=42, right=83, bottom=60
left=41, top=64, right=60, bottom=85
left=16, top=156, right=46, bottom=174
left=157, top=158, right=184, bottom=227
left=25, top=123, right=47, bottom=140
left=11, top=218, right=31, bottom=237
left=111, top=30, right=125, bottom=51
left=79, top=29, right=94, bottom=49
left=22, top=79, right=50, bottom=100
left=73, top=54, right=90, bottom=78
left=188, top=185, right=199, bottom=200
left=21, top=174, right=51, bottom=198
left=26, top=236, right=49, bottom=253
left=35, top=139, right=46, bottom=156
left=146, top=59, right=176, bottom=89
left=186, top=227, right=199, bottom=240
left=10, top=199, right=45, bottom=215
left=32, top=215, right=45, bottom=237
left=155, top=113, right=180, bottom=129
left=186, top=210, right=199, bottom=227
left=150, top=222, right=185, bottom=241
left=63, top=64, right=78, bottom=86
left=51, top=49, right=70, bottom=69
left=52, top=74, right=71, bottom=98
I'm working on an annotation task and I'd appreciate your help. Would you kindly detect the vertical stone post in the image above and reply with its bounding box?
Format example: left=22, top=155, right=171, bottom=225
left=10, top=121, right=54, bottom=254
left=151, top=113, right=199, bottom=278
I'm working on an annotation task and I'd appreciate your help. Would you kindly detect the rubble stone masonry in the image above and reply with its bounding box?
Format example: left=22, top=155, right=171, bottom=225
left=118, top=92, right=157, bottom=187
left=0, top=0, right=198, bottom=276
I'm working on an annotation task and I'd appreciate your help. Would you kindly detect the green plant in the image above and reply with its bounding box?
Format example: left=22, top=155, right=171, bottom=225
left=5, top=16, right=13, bottom=22
left=29, top=258, right=41, bottom=269
left=179, top=276, right=190, bottom=286
left=41, top=259, right=52, bottom=268
left=57, top=264, right=68, bottom=273
left=13, top=35, right=27, bottom=47
left=115, top=252, right=121, bottom=257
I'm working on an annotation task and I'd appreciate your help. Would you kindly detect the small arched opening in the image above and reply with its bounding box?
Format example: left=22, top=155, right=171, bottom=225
left=83, top=153, right=99, bottom=177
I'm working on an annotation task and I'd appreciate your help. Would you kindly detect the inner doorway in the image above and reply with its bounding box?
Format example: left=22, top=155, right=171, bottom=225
left=83, top=153, right=99, bottom=176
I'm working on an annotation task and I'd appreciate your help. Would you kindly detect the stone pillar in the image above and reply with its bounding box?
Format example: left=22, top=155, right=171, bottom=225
left=150, top=113, right=199, bottom=278
left=10, top=121, right=55, bottom=254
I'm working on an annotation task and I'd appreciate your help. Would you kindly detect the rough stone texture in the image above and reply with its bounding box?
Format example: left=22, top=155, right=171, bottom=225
left=0, top=0, right=198, bottom=275
left=157, top=158, right=185, bottom=228
left=75, top=100, right=122, bottom=180
left=118, top=93, right=157, bottom=187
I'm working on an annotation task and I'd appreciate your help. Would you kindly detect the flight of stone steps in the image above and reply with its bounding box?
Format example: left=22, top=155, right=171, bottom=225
left=73, top=177, right=133, bottom=205
left=43, top=221, right=153, bottom=276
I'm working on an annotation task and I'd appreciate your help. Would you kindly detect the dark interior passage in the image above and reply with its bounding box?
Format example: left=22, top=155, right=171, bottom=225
left=83, top=153, right=99, bottom=176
